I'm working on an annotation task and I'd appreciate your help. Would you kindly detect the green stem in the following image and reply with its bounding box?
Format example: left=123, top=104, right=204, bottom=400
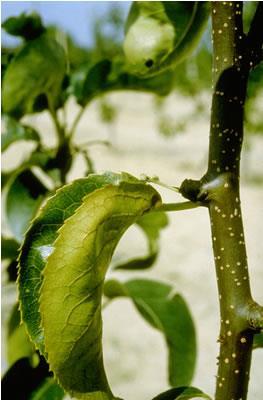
left=48, top=99, right=72, bottom=184
left=68, top=106, right=86, bottom=139
left=48, top=100, right=65, bottom=145
left=209, top=3, right=260, bottom=399
left=180, top=3, right=262, bottom=399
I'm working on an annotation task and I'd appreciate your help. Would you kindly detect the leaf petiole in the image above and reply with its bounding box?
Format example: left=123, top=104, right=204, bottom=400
left=152, top=201, right=200, bottom=213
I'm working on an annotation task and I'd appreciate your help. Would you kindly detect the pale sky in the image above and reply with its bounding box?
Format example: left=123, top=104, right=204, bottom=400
left=1, top=1, right=131, bottom=47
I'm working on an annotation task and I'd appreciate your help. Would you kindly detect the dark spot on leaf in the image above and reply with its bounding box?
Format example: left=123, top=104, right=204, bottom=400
left=145, top=59, right=154, bottom=68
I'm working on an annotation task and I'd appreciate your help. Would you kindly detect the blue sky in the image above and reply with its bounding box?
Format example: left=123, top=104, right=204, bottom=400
left=1, top=1, right=131, bottom=47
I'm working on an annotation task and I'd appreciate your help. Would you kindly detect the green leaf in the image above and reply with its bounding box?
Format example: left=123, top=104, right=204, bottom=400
left=253, top=332, right=263, bottom=349
left=19, top=172, right=161, bottom=399
left=1, top=47, right=16, bottom=79
left=25, top=148, right=56, bottom=171
left=11, top=146, right=59, bottom=181
left=114, top=211, right=168, bottom=270
left=124, top=1, right=209, bottom=77
left=29, top=378, right=64, bottom=400
left=71, top=59, right=174, bottom=106
left=81, top=59, right=112, bottom=104
left=2, top=12, right=45, bottom=40
left=2, top=115, right=40, bottom=152
left=7, top=303, right=35, bottom=367
left=71, top=60, right=112, bottom=105
left=1, top=236, right=20, bottom=260
left=6, top=169, right=48, bottom=242
left=2, top=33, right=66, bottom=118
left=19, top=173, right=120, bottom=353
left=104, top=279, right=196, bottom=387
left=108, top=58, right=175, bottom=96
left=152, top=386, right=212, bottom=400
left=7, top=325, right=34, bottom=366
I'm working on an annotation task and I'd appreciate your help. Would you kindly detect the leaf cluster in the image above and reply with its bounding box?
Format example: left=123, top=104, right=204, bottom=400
left=1, top=10, right=196, bottom=398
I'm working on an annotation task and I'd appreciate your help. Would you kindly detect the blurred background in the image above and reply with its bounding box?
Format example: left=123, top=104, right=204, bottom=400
left=1, top=2, right=263, bottom=400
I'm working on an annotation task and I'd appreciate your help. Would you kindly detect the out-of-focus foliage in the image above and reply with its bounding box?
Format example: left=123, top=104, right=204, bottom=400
left=5, top=169, right=47, bottom=242
left=2, top=12, right=45, bottom=40
left=2, top=4, right=261, bottom=138
left=245, top=63, right=263, bottom=135
left=104, top=278, right=197, bottom=387
left=2, top=33, right=66, bottom=118
left=151, top=386, right=212, bottom=400
left=123, top=2, right=210, bottom=77
left=2, top=116, right=40, bottom=152
left=114, top=211, right=169, bottom=270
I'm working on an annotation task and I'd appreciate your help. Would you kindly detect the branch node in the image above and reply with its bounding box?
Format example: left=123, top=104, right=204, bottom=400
left=179, top=179, right=206, bottom=203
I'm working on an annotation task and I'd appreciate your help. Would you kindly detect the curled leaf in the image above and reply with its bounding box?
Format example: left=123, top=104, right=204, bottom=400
left=19, top=172, right=161, bottom=399
left=124, top=1, right=209, bottom=77
left=19, top=173, right=121, bottom=353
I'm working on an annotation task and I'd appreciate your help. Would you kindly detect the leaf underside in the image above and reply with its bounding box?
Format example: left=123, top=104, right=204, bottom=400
left=19, top=172, right=161, bottom=399
left=19, top=173, right=123, bottom=353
